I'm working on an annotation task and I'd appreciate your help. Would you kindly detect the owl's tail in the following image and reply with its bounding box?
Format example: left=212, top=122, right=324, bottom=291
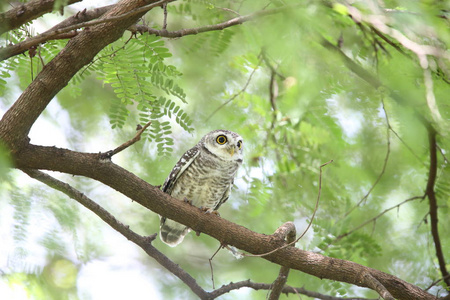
left=160, top=218, right=190, bottom=247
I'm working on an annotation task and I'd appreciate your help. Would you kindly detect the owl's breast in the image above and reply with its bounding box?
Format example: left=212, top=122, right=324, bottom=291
left=170, top=155, right=239, bottom=208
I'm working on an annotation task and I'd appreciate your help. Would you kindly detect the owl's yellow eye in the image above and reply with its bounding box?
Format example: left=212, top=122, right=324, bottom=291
left=216, top=135, right=227, bottom=145
left=237, top=141, right=242, bottom=149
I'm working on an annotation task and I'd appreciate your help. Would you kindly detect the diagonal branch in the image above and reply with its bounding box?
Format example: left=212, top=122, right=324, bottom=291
left=0, top=0, right=82, bottom=35
left=361, top=273, right=395, bottom=300
left=22, top=168, right=210, bottom=299
left=426, top=126, right=450, bottom=287
left=100, top=121, right=152, bottom=159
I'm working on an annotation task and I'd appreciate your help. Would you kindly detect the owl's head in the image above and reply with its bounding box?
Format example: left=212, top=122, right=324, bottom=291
left=201, top=129, right=243, bottom=161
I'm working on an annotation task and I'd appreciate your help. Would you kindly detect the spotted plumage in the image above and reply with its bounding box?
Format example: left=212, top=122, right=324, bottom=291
left=160, top=129, right=243, bottom=246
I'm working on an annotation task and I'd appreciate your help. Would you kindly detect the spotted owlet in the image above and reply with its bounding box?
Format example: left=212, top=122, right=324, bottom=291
left=159, top=129, right=243, bottom=247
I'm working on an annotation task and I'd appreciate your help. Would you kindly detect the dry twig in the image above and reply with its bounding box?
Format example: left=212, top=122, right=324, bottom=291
left=100, top=121, right=152, bottom=159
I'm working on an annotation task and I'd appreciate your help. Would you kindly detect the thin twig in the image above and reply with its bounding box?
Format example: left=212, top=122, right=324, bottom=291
left=205, top=53, right=263, bottom=122
left=209, top=244, right=223, bottom=290
left=244, top=160, right=333, bottom=258
left=425, top=274, right=450, bottom=291
left=162, top=2, right=168, bottom=30
left=437, top=144, right=449, bottom=164
left=100, top=121, right=151, bottom=159
left=327, top=195, right=425, bottom=247
left=389, top=125, right=426, bottom=166
left=346, top=5, right=450, bottom=60
left=344, top=97, right=391, bottom=217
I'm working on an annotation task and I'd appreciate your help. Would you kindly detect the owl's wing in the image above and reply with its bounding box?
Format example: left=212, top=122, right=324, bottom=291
left=213, top=181, right=233, bottom=211
left=162, top=146, right=200, bottom=194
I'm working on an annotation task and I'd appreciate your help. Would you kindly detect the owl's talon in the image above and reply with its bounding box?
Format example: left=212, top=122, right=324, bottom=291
left=200, top=207, right=220, bottom=216
left=183, top=197, right=193, bottom=205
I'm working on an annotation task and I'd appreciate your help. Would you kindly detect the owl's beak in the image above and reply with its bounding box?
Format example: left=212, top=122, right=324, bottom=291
left=227, top=146, right=235, bottom=156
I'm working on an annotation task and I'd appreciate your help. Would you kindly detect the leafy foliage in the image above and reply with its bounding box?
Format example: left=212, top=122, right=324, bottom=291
left=94, top=33, right=192, bottom=155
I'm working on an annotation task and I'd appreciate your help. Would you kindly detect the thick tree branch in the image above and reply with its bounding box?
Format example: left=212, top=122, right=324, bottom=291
left=0, top=0, right=81, bottom=35
left=10, top=144, right=436, bottom=300
left=22, top=168, right=210, bottom=299
left=0, top=0, right=162, bottom=149
left=426, top=127, right=450, bottom=287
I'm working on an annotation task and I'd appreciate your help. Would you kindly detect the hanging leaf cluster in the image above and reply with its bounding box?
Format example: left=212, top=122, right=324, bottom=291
left=95, top=33, right=193, bottom=156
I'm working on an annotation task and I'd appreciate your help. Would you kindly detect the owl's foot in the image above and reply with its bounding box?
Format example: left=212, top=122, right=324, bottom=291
left=183, top=197, right=193, bottom=205
left=200, top=207, right=220, bottom=216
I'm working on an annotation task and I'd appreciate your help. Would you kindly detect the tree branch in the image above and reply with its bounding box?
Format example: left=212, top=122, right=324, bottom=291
left=0, top=0, right=81, bottom=35
left=133, top=4, right=301, bottom=38
left=426, top=126, right=450, bottom=287
left=10, top=143, right=436, bottom=300
left=361, top=273, right=395, bottom=300
left=100, top=121, right=152, bottom=159
left=22, top=168, right=210, bottom=299
left=22, top=168, right=386, bottom=300
left=328, top=195, right=424, bottom=247
left=210, top=279, right=377, bottom=300
left=268, top=222, right=296, bottom=300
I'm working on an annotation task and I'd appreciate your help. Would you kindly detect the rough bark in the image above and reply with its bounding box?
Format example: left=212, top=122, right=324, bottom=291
left=0, top=0, right=81, bottom=35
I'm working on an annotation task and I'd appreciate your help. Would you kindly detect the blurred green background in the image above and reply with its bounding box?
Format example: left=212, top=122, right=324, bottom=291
left=0, top=0, right=449, bottom=299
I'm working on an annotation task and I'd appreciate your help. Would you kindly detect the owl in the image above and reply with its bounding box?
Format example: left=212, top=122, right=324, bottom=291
left=159, top=129, right=243, bottom=247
